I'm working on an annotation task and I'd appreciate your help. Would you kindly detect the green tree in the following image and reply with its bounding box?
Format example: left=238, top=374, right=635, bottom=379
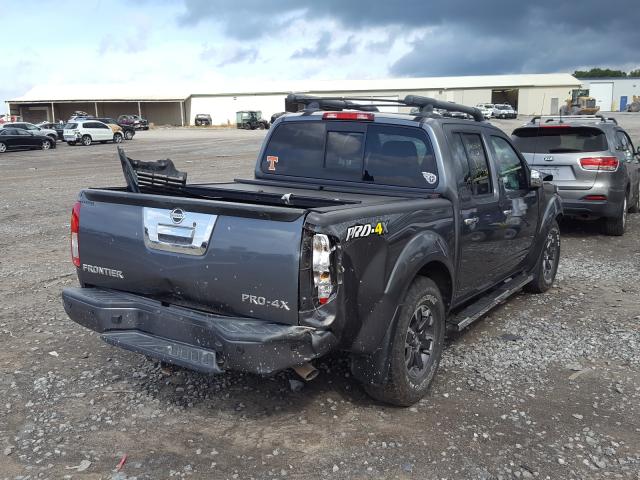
left=629, top=69, right=640, bottom=77
left=573, top=68, right=627, bottom=78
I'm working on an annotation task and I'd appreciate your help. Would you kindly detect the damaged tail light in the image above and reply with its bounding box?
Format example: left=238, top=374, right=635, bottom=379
left=312, top=234, right=333, bottom=305
left=70, top=201, right=81, bottom=267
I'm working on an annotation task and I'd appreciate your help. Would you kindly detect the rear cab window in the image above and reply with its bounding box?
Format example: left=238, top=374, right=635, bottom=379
left=512, top=126, right=608, bottom=153
left=261, top=120, right=438, bottom=189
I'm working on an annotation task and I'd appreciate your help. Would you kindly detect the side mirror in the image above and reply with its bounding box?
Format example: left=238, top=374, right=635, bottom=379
left=529, top=169, right=548, bottom=188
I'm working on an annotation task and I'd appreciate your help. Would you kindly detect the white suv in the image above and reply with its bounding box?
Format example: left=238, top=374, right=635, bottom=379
left=64, top=120, right=124, bottom=146
left=475, top=103, right=494, bottom=119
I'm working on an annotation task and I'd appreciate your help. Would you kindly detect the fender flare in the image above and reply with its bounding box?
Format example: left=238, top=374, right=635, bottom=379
left=350, top=231, right=454, bottom=385
left=384, top=230, right=454, bottom=304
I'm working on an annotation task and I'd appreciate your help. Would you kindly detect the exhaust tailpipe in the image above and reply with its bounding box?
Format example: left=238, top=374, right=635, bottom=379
left=293, top=362, right=319, bottom=381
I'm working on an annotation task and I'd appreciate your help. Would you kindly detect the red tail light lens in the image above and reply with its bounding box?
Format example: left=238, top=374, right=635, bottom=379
left=70, top=201, right=81, bottom=267
left=322, top=112, right=374, bottom=121
left=579, top=156, right=619, bottom=171
left=582, top=195, right=607, bottom=201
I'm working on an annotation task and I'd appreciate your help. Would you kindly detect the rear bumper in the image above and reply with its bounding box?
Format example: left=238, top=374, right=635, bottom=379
left=558, top=187, right=625, bottom=218
left=62, top=287, right=337, bottom=375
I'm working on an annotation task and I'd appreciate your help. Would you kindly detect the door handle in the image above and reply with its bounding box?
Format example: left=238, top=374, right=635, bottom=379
left=464, top=217, right=479, bottom=226
left=503, top=209, right=512, bottom=216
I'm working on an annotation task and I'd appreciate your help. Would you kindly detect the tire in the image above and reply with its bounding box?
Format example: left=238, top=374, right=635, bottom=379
left=0, top=142, right=6, bottom=153
left=113, top=133, right=123, bottom=144
left=81, top=135, right=92, bottom=146
left=41, top=139, right=51, bottom=150
left=68, top=141, right=76, bottom=146
left=258, top=123, right=265, bottom=130
left=629, top=183, right=640, bottom=213
left=124, top=130, right=134, bottom=140
left=603, top=196, right=627, bottom=236
left=524, top=220, right=560, bottom=293
left=47, top=134, right=57, bottom=143
left=363, top=277, right=445, bottom=406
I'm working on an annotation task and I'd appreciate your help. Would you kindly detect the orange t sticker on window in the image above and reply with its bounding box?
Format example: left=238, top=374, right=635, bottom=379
left=267, top=156, right=279, bottom=171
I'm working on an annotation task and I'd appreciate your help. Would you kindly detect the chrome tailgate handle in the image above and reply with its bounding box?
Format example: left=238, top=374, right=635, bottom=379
left=144, top=208, right=216, bottom=255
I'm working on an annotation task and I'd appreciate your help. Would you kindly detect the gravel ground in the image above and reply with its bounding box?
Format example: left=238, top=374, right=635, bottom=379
left=1, top=115, right=640, bottom=479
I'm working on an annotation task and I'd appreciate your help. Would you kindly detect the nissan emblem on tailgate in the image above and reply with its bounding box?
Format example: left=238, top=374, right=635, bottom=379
left=170, top=208, right=185, bottom=224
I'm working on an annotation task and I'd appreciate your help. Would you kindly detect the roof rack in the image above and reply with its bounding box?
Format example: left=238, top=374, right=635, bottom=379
left=286, top=93, right=485, bottom=122
left=529, top=115, right=618, bottom=125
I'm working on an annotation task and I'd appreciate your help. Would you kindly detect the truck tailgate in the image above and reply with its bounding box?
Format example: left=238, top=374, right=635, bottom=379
left=76, top=190, right=305, bottom=325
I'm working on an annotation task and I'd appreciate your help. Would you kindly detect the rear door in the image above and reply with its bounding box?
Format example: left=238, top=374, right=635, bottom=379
left=445, top=126, right=510, bottom=300
left=16, top=129, right=39, bottom=147
left=512, top=125, right=609, bottom=190
left=615, top=130, right=640, bottom=195
left=487, top=134, right=539, bottom=264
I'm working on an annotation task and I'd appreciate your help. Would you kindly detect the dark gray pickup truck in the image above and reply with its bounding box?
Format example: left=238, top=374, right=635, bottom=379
left=62, top=94, right=562, bottom=406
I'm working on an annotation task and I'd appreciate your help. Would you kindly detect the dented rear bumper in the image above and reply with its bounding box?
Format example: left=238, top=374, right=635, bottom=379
left=62, top=287, right=337, bottom=375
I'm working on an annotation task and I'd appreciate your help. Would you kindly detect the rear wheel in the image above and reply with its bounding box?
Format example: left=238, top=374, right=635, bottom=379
left=363, top=277, right=445, bottom=406
left=125, top=130, right=134, bottom=140
left=0, top=142, right=6, bottom=153
left=603, top=197, right=627, bottom=236
left=525, top=220, right=560, bottom=293
left=81, top=135, right=92, bottom=146
left=41, top=139, right=51, bottom=150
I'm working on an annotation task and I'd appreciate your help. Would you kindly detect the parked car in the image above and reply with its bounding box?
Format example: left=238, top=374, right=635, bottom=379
left=476, top=103, right=494, bottom=119
left=236, top=110, right=269, bottom=130
left=37, top=122, right=65, bottom=141
left=0, top=127, right=56, bottom=152
left=118, top=114, right=149, bottom=130
left=62, top=94, right=562, bottom=406
left=1, top=122, right=58, bottom=143
left=63, top=120, right=124, bottom=146
left=195, top=114, right=212, bottom=126
left=270, top=112, right=286, bottom=124
left=512, top=116, right=640, bottom=235
left=69, top=111, right=91, bottom=121
left=493, top=104, right=517, bottom=119
left=95, top=117, right=135, bottom=140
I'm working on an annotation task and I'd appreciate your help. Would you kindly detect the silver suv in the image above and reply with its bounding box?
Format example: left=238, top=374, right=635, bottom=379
left=512, top=116, right=640, bottom=235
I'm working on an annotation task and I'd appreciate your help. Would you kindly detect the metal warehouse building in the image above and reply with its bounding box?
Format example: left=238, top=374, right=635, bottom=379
left=6, top=73, right=580, bottom=126
left=5, top=84, right=189, bottom=125
left=580, top=77, right=640, bottom=112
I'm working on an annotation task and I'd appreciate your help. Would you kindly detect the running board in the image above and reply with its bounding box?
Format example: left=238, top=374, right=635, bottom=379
left=447, top=273, right=533, bottom=332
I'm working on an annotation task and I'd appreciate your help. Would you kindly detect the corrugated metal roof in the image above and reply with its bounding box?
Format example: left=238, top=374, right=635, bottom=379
left=9, top=84, right=189, bottom=102
left=191, top=73, right=581, bottom=96
left=8, top=73, right=580, bottom=102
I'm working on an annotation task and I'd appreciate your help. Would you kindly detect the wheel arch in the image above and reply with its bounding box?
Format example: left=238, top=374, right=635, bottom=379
left=414, top=260, right=453, bottom=312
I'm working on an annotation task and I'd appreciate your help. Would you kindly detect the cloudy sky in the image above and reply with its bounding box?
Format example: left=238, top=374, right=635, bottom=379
left=2, top=0, right=638, bottom=112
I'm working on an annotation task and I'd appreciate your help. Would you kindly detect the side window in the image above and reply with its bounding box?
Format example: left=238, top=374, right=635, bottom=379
left=451, top=132, right=492, bottom=196
left=363, top=125, right=437, bottom=188
left=616, top=131, right=634, bottom=161
left=96, top=123, right=109, bottom=129
left=490, top=136, right=528, bottom=191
